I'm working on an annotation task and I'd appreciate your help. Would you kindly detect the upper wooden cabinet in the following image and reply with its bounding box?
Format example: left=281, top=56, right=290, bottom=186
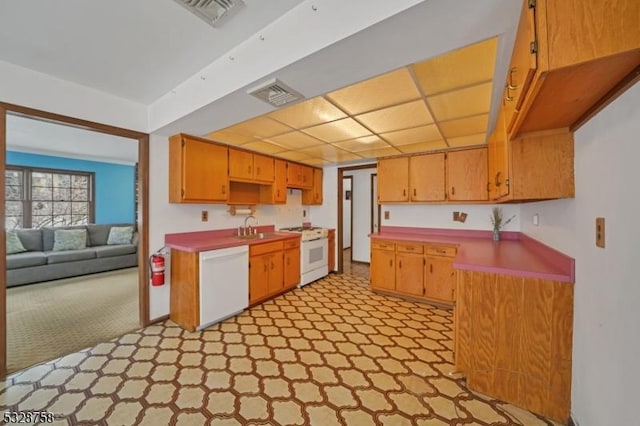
left=287, top=163, right=314, bottom=189
left=410, top=153, right=446, bottom=202
left=261, top=159, right=287, bottom=204
left=506, top=0, right=640, bottom=137
left=487, top=107, right=509, bottom=200
left=446, top=148, right=489, bottom=201
left=228, top=148, right=274, bottom=183
left=302, top=168, right=323, bottom=205
left=378, top=157, right=409, bottom=202
left=169, top=134, right=228, bottom=203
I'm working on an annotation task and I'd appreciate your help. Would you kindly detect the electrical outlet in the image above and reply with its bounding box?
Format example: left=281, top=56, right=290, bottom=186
left=384, top=211, right=390, bottom=220
left=533, top=213, right=539, bottom=226
left=596, top=217, right=605, bottom=248
left=201, top=210, right=208, bottom=222
left=453, top=212, right=459, bottom=221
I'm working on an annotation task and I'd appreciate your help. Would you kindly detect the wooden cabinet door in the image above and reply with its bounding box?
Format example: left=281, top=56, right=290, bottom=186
left=267, top=252, right=284, bottom=295
left=327, top=229, right=335, bottom=272
left=284, top=248, right=300, bottom=288
left=504, top=0, right=538, bottom=132
left=488, top=107, right=510, bottom=200
left=228, top=148, right=254, bottom=181
left=371, top=249, right=395, bottom=290
left=447, top=148, right=488, bottom=201
left=409, top=153, right=446, bottom=201
left=179, top=137, right=228, bottom=202
left=273, top=159, right=287, bottom=203
left=254, top=154, right=274, bottom=183
left=378, top=157, right=409, bottom=202
left=425, top=256, right=455, bottom=302
left=302, top=168, right=323, bottom=205
left=300, top=165, right=314, bottom=189
left=395, top=253, right=424, bottom=297
left=249, top=254, right=270, bottom=304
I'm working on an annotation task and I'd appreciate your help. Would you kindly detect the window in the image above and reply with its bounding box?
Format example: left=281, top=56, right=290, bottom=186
left=5, top=166, right=94, bottom=229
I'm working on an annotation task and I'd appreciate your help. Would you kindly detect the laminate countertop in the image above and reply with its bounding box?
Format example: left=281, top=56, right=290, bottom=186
left=165, top=225, right=299, bottom=253
left=371, top=226, right=574, bottom=283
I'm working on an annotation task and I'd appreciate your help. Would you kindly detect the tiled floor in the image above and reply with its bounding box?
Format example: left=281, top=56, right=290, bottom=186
left=0, top=272, right=560, bottom=425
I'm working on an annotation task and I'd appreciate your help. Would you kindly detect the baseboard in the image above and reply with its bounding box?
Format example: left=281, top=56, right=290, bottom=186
left=149, top=314, right=169, bottom=324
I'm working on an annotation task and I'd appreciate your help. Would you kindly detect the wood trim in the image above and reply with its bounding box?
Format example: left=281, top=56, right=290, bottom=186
left=0, top=104, right=150, bottom=378
left=343, top=176, right=354, bottom=259
left=370, top=173, right=380, bottom=234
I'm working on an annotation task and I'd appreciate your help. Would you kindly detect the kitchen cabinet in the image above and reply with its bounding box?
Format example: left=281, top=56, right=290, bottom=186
left=377, top=157, right=409, bottom=202
left=409, top=153, right=446, bottom=202
left=228, top=148, right=274, bottom=183
left=455, top=269, right=573, bottom=423
left=283, top=238, right=301, bottom=289
left=327, top=229, right=335, bottom=272
left=487, top=107, right=509, bottom=200
left=169, top=134, right=228, bottom=203
left=505, top=0, right=640, bottom=137
left=302, top=168, right=323, bottom=205
left=370, top=240, right=396, bottom=291
left=260, top=159, right=288, bottom=204
left=370, top=239, right=457, bottom=306
left=446, top=148, right=488, bottom=201
left=287, top=162, right=313, bottom=189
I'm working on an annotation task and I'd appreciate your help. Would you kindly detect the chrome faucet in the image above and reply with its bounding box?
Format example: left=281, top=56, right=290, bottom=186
left=243, top=215, right=258, bottom=235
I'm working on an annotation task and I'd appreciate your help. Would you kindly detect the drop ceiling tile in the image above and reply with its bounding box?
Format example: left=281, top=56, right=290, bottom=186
left=332, top=136, right=391, bottom=152
left=412, top=37, right=498, bottom=95
left=205, top=130, right=253, bottom=145
left=240, top=140, right=288, bottom=154
left=397, top=140, right=448, bottom=153
left=323, top=151, right=363, bottom=162
left=381, top=124, right=442, bottom=146
left=299, top=144, right=352, bottom=158
left=326, top=68, right=421, bottom=115
left=301, top=158, right=332, bottom=166
left=426, top=82, right=492, bottom=122
left=355, top=100, right=434, bottom=133
left=268, top=97, right=347, bottom=129
left=226, top=117, right=293, bottom=139
left=275, top=150, right=314, bottom=161
left=354, top=146, right=402, bottom=159
left=265, top=131, right=325, bottom=149
left=439, top=114, right=489, bottom=138
left=446, top=133, right=487, bottom=147
left=302, top=118, right=371, bottom=142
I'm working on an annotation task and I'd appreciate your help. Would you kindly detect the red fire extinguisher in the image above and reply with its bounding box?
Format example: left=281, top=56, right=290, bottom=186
left=150, top=253, right=165, bottom=286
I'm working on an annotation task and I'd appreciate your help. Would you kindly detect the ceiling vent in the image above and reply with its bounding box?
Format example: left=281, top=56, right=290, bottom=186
left=173, top=0, right=245, bottom=27
left=248, top=79, right=305, bottom=107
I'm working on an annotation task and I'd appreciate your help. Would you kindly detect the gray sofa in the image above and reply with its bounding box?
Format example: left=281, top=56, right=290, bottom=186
left=7, top=224, right=138, bottom=287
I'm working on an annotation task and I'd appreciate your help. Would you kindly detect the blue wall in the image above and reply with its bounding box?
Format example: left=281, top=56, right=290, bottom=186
left=6, top=151, right=135, bottom=224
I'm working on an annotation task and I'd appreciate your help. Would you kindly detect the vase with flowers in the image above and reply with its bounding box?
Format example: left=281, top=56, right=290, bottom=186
left=490, top=207, right=515, bottom=241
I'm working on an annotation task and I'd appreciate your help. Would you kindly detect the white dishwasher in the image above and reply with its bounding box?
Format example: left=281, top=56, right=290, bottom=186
left=198, top=245, right=249, bottom=330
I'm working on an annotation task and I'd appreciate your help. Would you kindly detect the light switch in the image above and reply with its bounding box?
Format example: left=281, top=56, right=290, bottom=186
left=596, top=217, right=605, bottom=248
left=533, top=214, right=539, bottom=226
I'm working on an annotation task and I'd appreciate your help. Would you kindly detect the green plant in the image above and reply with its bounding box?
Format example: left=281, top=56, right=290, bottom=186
left=490, top=207, right=515, bottom=231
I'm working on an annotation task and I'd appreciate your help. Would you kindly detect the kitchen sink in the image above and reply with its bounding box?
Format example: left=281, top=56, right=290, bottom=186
left=236, top=232, right=276, bottom=240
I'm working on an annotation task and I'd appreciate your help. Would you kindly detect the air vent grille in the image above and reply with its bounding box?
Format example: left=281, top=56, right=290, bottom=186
left=174, top=0, right=245, bottom=27
left=248, top=79, right=305, bottom=107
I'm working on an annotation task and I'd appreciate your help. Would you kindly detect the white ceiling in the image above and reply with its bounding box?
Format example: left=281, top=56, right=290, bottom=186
left=0, top=0, right=302, bottom=103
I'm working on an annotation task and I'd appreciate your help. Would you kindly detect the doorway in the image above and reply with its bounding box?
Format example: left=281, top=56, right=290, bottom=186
left=0, top=103, right=150, bottom=378
left=342, top=176, right=353, bottom=263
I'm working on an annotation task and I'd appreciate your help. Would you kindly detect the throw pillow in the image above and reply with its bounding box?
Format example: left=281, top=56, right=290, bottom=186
left=107, top=226, right=134, bottom=245
left=52, top=229, right=87, bottom=251
left=6, top=231, right=27, bottom=255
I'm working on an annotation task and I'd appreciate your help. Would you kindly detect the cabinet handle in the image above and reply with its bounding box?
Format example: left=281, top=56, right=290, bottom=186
left=403, top=189, right=406, bottom=197
left=413, top=188, right=417, bottom=197
left=263, top=263, right=267, bottom=272
left=271, top=261, right=275, bottom=270
left=399, top=260, right=402, bottom=269
left=505, top=85, right=514, bottom=102
left=221, top=185, right=226, bottom=195
left=277, top=189, right=280, bottom=197
left=451, top=187, right=455, bottom=196
left=487, top=182, right=491, bottom=193
left=430, top=264, right=433, bottom=273
left=389, top=259, right=392, bottom=267
left=495, top=171, right=502, bottom=187
left=507, top=67, right=518, bottom=90
left=287, top=257, right=290, bottom=266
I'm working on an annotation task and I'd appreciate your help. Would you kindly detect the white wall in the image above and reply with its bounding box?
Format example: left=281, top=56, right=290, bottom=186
left=383, top=203, right=521, bottom=232
left=342, top=177, right=352, bottom=249
left=148, top=134, right=306, bottom=319
left=519, top=84, right=640, bottom=426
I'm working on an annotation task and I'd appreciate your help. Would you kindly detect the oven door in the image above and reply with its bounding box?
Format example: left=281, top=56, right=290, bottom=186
left=302, top=237, right=328, bottom=273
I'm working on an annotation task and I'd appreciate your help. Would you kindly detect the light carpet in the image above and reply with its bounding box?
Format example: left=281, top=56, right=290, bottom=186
left=6, top=267, right=140, bottom=373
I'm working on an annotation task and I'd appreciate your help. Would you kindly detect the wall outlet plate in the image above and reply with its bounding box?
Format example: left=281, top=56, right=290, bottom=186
left=384, top=211, right=390, bottom=220
left=596, top=217, right=605, bottom=248
left=201, top=210, right=208, bottom=222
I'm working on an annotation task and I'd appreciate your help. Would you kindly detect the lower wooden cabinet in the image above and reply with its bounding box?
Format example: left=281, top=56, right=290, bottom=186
left=455, top=269, right=573, bottom=423
left=327, top=229, right=335, bottom=272
left=249, top=237, right=300, bottom=305
left=370, top=239, right=457, bottom=306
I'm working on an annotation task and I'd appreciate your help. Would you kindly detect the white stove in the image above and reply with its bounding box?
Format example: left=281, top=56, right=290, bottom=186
left=279, top=226, right=329, bottom=286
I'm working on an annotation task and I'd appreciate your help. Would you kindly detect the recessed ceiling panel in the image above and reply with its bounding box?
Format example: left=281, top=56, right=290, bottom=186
left=301, top=158, right=333, bottom=166
left=268, top=97, right=347, bottom=129
left=446, top=133, right=487, bottom=147
left=355, top=100, right=434, bottom=133
left=426, top=82, right=492, bottom=122
left=225, top=117, right=292, bottom=139
left=332, top=136, right=391, bottom=152
left=397, top=140, right=448, bottom=153
left=326, top=68, right=421, bottom=115
left=299, top=144, right=347, bottom=158
left=354, top=146, right=402, bottom=159
left=275, top=150, right=314, bottom=161
left=381, top=124, right=442, bottom=146
left=412, top=37, right=498, bottom=96
left=205, top=130, right=253, bottom=145
left=265, top=131, right=325, bottom=149
left=302, top=118, right=371, bottom=142
left=439, top=114, right=489, bottom=138
left=240, top=140, right=288, bottom=154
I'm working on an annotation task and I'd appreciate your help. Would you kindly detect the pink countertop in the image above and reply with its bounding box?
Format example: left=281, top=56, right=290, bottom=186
left=372, top=226, right=575, bottom=283
left=165, top=225, right=299, bottom=252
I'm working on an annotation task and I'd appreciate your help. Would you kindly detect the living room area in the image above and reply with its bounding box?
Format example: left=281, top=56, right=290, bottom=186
left=4, top=113, right=141, bottom=373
